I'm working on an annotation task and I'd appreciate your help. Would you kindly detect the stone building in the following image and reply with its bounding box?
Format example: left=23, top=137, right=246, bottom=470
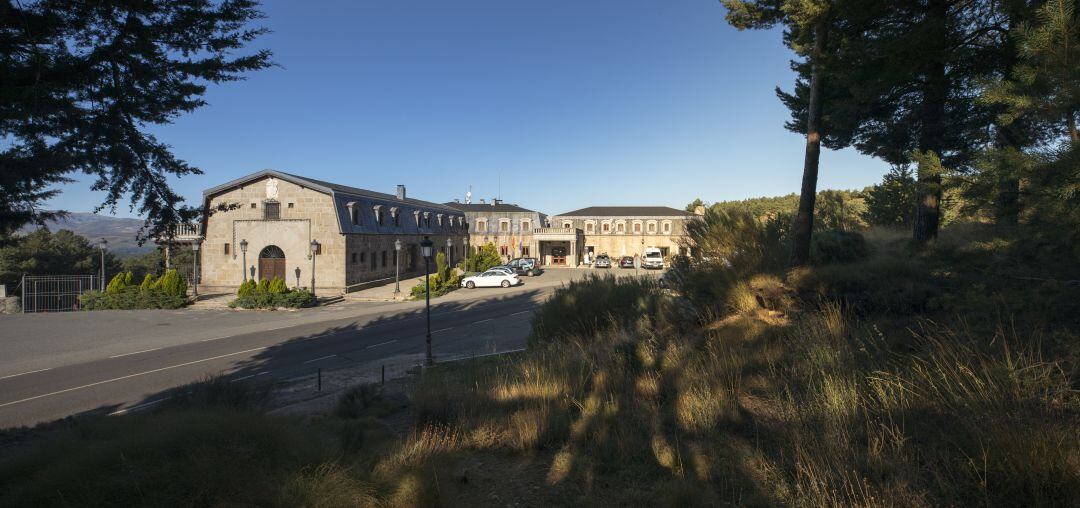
left=444, top=200, right=546, bottom=261
left=537, top=206, right=699, bottom=266
left=198, top=170, right=468, bottom=294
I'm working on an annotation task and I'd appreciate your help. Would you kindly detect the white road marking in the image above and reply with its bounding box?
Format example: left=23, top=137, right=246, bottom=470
left=231, top=371, right=269, bottom=382
left=0, top=346, right=268, bottom=408
left=302, top=354, right=336, bottom=364
left=432, top=327, right=454, bottom=333
left=0, top=368, right=52, bottom=380
left=200, top=336, right=227, bottom=342
left=509, top=310, right=531, bottom=316
left=107, top=397, right=170, bottom=416
left=472, top=318, right=494, bottom=324
left=109, top=348, right=161, bottom=359
left=366, top=339, right=397, bottom=349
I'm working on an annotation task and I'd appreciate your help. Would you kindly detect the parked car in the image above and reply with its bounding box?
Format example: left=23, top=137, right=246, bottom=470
left=642, top=247, right=664, bottom=269
left=505, top=257, right=543, bottom=276
left=487, top=266, right=516, bottom=276
left=619, top=256, right=635, bottom=269
left=594, top=254, right=612, bottom=268
left=461, top=270, right=521, bottom=288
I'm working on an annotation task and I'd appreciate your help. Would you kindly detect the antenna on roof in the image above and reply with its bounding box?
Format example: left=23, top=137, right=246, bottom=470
left=465, top=185, right=472, bottom=205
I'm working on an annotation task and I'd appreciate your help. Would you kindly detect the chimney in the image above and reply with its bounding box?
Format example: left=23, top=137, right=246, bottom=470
left=693, top=205, right=706, bottom=216
left=491, top=198, right=500, bottom=207
left=454, top=198, right=460, bottom=203
left=396, top=185, right=406, bottom=200
left=480, top=198, right=486, bottom=204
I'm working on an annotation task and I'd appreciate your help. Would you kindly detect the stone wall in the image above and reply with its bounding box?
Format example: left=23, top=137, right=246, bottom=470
left=1, top=296, right=21, bottom=314
left=201, top=176, right=344, bottom=291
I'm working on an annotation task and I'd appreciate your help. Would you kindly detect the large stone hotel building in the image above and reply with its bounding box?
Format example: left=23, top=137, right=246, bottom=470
left=191, top=171, right=700, bottom=293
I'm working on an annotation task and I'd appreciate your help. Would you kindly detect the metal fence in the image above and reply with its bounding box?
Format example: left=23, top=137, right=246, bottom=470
left=20, top=275, right=101, bottom=313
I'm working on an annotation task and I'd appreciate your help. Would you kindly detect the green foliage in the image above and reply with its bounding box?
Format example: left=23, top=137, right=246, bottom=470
left=268, top=277, right=287, bottom=294
left=80, top=288, right=188, bottom=310
left=230, top=279, right=314, bottom=309
left=123, top=271, right=134, bottom=285
left=684, top=207, right=790, bottom=274
left=155, top=269, right=188, bottom=298
left=0, top=1, right=273, bottom=239
left=810, top=230, right=871, bottom=265
left=0, top=229, right=122, bottom=289
left=463, top=243, right=502, bottom=273
left=529, top=274, right=688, bottom=345
left=684, top=197, right=705, bottom=213
left=864, top=166, right=917, bottom=227
left=237, top=279, right=257, bottom=298
left=139, top=273, right=156, bottom=291
left=106, top=272, right=128, bottom=294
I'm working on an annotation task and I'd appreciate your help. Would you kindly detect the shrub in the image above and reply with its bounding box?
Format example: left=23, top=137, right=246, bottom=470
left=139, top=273, right=156, bottom=291
left=529, top=274, right=688, bottom=345
left=237, top=279, right=256, bottom=298
left=80, top=288, right=188, bottom=310
left=684, top=208, right=790, bottom=274
left=463, top=243, right=502, bottom=273
left=268, top=277, right=287, bottom=294
left=155, top=269, right=188, bottom=298
left=105, top=272, right=128, bottom=294
left=229, top=288, right=315, bottom=309
left=810, top=229, right=871, bottom=265
left=256, top=278, right=270, bottom=294
left=123, top=271, right=134, bottom=285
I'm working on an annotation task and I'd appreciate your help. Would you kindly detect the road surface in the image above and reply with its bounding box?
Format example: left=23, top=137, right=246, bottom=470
left=1, top=267, right=641, bottom=428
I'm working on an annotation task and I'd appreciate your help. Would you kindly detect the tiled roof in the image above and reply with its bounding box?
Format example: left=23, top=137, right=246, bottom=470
left=444, top=202, right=539, bottom=214
left=554, top=206, right=693, bottom=217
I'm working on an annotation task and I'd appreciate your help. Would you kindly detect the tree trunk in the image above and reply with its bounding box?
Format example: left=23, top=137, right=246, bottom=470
left=791, top=19, right=829, bottom=267
left=914, top=0, right=948, bottom=245
left=1068, top=110, right=1078, bottom=142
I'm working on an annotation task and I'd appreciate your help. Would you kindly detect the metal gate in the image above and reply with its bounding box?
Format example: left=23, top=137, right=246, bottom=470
left=21, top=275, right=100, bottom=313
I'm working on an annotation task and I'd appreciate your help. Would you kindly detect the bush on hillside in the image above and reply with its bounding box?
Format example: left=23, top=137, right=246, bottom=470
left=683, top=208, right=790, bottom=274
left=810, top=229, right=871, bottom=265
left=529, top=274, right=690, bottom=345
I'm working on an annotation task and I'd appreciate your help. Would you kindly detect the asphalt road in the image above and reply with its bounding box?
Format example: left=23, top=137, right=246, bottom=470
left=0, top=267, right=658, bottom=428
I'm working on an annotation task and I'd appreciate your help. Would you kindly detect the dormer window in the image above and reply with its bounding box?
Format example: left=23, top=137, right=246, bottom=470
left=373, top=204, right=384, bottom=226
left=390, top=207, right=400, bottom=227
left=346, top=202, right=359, bottom=226
left=414, top=210, right=422, bottom=227
left=423, top=212, right=431, bottom=228
left=437, top=213, right=445, bottom=228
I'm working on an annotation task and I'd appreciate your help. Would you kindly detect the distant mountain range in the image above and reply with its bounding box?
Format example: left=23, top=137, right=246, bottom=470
left=21, top=212, right=156, bottom=258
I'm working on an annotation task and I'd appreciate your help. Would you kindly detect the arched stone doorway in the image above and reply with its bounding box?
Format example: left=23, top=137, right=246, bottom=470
left=258, top=245, right=286, bottom=281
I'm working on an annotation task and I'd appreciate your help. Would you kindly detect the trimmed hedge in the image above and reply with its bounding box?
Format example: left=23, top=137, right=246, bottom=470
left=80, top=288, right=188, bottom=310
left=230, top=278, right=314, bottom=309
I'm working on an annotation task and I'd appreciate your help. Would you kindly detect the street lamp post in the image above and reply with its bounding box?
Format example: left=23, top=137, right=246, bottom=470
left=192, top=239, right=201, bottom=298
left=309, top=239, right=319, bottom=299
left=446, top=237, right=453, bottom=267
left=394, top=239, right=402, bottom=297
left=240, top=239, right=249, bottom=282
left=99, top=238, right=108, bottom=291
left=420, top=236, right=434, bottom=366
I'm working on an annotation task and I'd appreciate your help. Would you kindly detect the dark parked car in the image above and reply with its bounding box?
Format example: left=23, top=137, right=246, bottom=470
left=619, top=256, right=635, bottom=268
left=594, top=254, right=612, bottom=268
left=505, top=257, right=542, bottom=276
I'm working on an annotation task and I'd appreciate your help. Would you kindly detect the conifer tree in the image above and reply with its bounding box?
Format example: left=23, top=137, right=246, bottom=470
left=722, top=0, right=834, bottom=265
left=0, top=0, right=272, bottom=239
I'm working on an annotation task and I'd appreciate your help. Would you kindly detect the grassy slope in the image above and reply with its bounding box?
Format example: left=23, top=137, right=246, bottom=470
left=1, top=225, right=1078, bottom=506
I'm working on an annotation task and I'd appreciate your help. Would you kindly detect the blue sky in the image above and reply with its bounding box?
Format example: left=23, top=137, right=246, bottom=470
left=52, top=0, right=889, bottom=218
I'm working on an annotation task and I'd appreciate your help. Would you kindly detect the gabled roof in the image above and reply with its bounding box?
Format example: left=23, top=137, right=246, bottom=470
left=202, top=169, right=461, bottom=213
left=443, top=202, right=539, bottom=214
left=554, top=206, right=693, bottom=217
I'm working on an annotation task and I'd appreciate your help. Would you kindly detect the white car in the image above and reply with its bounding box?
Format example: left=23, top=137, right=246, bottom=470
left=487, top=266, right=515, bottom=276
left=461, top=270, right=521, bottom=289
left=642, top=247, right=664, bottom=269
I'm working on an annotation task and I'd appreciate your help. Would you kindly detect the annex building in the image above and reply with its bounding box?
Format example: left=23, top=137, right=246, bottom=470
left=197, top=170, right=468, bottom=294
left=541, top=206, right=699, bottom=266
left=444, top=199, right=547, bottom=260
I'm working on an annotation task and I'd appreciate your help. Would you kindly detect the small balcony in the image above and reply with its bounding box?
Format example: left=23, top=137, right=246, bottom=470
left=159, top=223, right=203, bottom=243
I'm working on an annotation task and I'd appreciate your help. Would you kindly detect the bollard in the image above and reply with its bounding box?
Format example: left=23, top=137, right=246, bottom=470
left=317, top=368, right=322, bottom=392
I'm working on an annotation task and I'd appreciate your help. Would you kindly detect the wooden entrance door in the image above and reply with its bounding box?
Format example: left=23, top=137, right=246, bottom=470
left=258, top=245, right=287, bottom=281
left=551, top=246, right=566, bottom=265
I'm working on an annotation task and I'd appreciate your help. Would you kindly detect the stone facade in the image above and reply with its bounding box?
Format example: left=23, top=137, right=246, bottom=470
left=541, top=206, right=699, bottom=266
left=199, top=170, right=467, bottom=294
left=444, top=201, right=546, bottom=261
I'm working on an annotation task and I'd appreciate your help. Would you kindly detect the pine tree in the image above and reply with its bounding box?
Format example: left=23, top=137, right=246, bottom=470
left=722, top=0, right=835, bottom=265
left=864, top=167, right=917, bottom=227
left=0, top=1, right=273, bottom=239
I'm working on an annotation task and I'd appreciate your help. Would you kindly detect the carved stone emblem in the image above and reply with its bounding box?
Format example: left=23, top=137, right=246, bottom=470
left=266, top=177, right=279, bottom=200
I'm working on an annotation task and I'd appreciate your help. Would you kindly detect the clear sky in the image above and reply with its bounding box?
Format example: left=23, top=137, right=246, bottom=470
left=51, top=0, right=889, bottom=218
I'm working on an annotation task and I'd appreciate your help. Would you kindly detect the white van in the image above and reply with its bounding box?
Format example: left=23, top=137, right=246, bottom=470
left=642, top=247, right=664, bottom=269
